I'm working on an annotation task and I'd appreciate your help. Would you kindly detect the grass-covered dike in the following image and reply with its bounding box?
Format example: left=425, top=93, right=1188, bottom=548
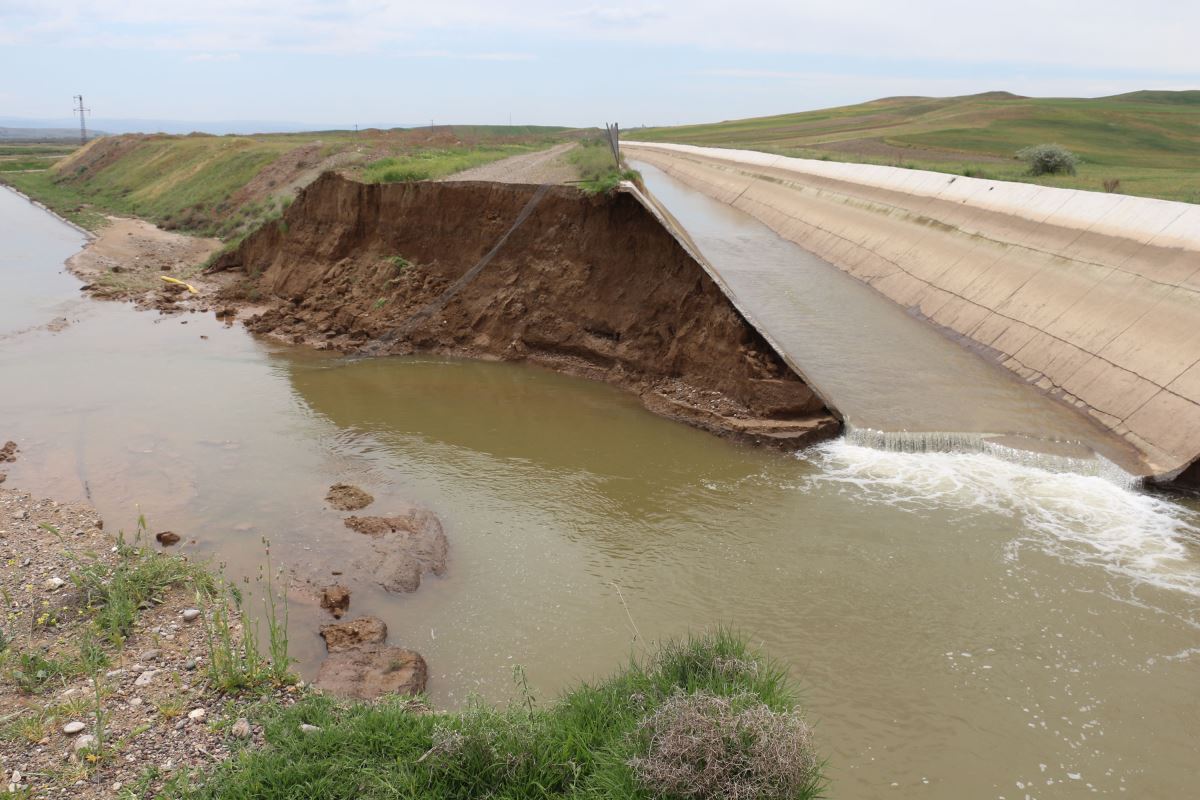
left=172, top=631, right=823, bottom=800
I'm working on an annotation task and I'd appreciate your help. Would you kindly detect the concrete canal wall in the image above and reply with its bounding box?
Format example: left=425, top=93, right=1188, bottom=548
left=625, top=142, right=1200, bottom=480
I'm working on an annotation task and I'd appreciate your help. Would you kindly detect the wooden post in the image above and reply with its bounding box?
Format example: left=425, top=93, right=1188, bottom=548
left=605, top=122, right=620, bottom=169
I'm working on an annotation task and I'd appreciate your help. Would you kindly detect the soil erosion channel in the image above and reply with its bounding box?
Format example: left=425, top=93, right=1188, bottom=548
left=2, top=185, right=1199, bottom=799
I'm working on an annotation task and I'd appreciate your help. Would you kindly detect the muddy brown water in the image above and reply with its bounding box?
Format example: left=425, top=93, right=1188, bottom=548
left=3, top=186, right=1199, bottom=798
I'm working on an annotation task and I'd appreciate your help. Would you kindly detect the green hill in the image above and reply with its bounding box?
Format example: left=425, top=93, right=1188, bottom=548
left=633, top=91, right=1200, bottom=202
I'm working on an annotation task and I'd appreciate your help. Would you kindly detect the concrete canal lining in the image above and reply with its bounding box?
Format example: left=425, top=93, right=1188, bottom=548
left=625, top=142, right=1200, bottom=481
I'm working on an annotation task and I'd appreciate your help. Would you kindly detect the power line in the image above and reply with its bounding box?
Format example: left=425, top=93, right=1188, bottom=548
left=72, top=94, right=90, bottom=145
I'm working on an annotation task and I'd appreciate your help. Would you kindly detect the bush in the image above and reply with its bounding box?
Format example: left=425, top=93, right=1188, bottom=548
left=1017, top=144, right=1079, bottom=176
left=628, top=690, right=818, bottom=800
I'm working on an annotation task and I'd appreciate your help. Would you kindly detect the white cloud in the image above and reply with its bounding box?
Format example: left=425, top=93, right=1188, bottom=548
left=1, top=0, right=1196, bottom=76
left=185, top=52, right=240, bottom=62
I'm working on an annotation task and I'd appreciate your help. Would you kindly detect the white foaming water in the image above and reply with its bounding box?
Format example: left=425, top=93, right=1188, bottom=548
left=805, top=439, right=1200, bottom=599
left=844, top=425, right=1139, bottom=486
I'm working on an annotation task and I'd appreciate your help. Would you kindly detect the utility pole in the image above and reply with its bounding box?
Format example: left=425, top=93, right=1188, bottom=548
left=73, top=94, right=90, bottom=145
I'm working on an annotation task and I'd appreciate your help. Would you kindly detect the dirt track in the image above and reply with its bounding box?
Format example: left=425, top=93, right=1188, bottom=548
left=441, top=142, right=578, bottom=184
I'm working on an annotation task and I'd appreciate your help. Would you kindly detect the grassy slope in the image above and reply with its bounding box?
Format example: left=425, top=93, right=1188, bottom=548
left=0, top=126, right=578, bottom=237
left=633, top=90, right=1200, bottom=202
left=169, top=631, right=822, bottom=800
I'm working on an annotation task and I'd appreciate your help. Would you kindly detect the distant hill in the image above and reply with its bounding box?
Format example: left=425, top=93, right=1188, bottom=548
left=632, top=90, right=1200, bottom=203
left=0, top=126, right=107, bottom=141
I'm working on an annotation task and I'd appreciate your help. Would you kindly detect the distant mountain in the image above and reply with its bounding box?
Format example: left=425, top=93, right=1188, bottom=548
left=0, top=117, right=422, bottom=136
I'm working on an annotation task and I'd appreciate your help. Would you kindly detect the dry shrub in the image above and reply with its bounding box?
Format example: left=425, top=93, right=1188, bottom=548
left=628, top=690, right=818, bottom=800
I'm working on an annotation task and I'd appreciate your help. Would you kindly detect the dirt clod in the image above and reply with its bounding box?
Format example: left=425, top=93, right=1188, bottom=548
left=155, top=530, right=181, bottom=546
left=325, top=482, right=374, bottom=511
left=320, top=584, right=351, bottom=618
left=319, top=616, right=388, bottom=652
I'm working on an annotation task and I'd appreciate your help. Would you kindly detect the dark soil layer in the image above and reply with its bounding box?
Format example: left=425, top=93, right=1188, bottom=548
left=210, top=174, right=838, bottom=447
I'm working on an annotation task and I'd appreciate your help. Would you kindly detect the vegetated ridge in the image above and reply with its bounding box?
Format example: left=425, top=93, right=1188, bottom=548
left=209, top=173, right=838, bottom=448
left=0, top=125, right=582, bottom=235
left=635, top=90, right=1200, bottom=202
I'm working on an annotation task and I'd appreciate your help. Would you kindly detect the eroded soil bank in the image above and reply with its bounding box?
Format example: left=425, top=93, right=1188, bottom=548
left=209, top=174, right=839, bottom=447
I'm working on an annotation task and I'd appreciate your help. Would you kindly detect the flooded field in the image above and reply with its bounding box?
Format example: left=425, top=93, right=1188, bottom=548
left=3, top=186, right=1199, bottom=798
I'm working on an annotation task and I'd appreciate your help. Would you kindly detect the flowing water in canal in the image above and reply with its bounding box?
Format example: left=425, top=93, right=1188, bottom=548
left=2, top=186, right=1199, bottom=798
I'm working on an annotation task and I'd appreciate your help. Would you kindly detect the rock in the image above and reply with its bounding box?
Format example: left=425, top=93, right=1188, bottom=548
left=299, top=723, right=321, bottom=734
left=72, top=734, right=98, bottom=754
left=319, top=616, right=387, bottom=653
left=315, top=644, right=428, bottom=700
left=138, top=649, right=160, bottom=662
left=14, top=509, right=28, bottom=521
left=155, top=530, right=181, bottom=546
left=344, top=508, right=448, bottom=593
left=43, top=576, right=66, bottom=590
left=326, top=483, right=374, bottom=511
left=62, top=721, right=86, bottom=736
left=187, top=708, right=206, bottom=722
left=184, top=657, right=197, bottom=671
left=105, top=669, right=126, bottom=679
left=181, top=608, right=201, bottom=622
left=134, top=669, right=159, bottom=687
left=130, top=698, right=143, bottom=707
left=0, top=441, right=17, bottom=463
left=319, top=585, right=351, bottom=618
left=231, top=718, right=251, bottom=739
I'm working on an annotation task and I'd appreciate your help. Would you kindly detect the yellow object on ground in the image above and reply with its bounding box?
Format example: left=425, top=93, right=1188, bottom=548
left=160, top=276, right=198, bottom=294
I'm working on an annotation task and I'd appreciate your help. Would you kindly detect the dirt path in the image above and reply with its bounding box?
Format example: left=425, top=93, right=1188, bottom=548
left=441, top=142, right=578, bottom=184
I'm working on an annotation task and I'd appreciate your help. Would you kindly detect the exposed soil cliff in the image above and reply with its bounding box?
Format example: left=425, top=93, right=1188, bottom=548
left=209, top=173, right=838, bottom=447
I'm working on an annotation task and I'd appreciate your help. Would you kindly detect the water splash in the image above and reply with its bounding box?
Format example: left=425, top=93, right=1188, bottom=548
left=844, top=425, right=1139, bottom=487
left=804, top=438, right=1200, bottom=599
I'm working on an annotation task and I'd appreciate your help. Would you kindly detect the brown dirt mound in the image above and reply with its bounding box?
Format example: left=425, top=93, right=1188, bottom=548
left=210, top=173, right=838, bottom=448
left=319, top=616, right=387, bottom=652
left=344, top=509, right=448, bottom=593
left=316, top=644, right=427, bottom=700
left=326, top=482, right=374, bottom=511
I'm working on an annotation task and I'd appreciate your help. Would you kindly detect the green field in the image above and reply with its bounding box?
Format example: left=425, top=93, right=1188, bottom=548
left=1, top=126, right=579, bottom=237
left=633, top=91, right=1200, bottom=202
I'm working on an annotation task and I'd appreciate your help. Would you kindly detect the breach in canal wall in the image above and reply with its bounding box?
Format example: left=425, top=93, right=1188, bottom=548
left=625, top=142, right=1200, bottom=481
left=208, top=173, right=839, bottom=448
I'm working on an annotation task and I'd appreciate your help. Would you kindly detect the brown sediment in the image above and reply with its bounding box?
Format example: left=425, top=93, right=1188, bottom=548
left=325, top=482, right=374, bottom=511
left=208, top=173, right=839, bottom=448
left=65, top=215, right=223, bottom=308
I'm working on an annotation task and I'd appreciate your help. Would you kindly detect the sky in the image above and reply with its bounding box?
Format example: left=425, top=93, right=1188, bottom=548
left=1, top=0, right=1198, bottom=130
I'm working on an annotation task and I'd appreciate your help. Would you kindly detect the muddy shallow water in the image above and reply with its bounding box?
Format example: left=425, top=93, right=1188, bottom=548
left=2, top=186, right=1199, bottom=799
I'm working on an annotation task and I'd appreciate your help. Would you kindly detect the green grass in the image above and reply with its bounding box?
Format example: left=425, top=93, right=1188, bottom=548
left=0, top=144, right=78, bottom=157
left=568, top=139, right=641, bottom=193
left=0, top=170, right=107, bottom=229
left=361, top=145, right=540, bottom=183
left=67, top=518, right=214, bottom=646
left=634, top=90, right=1200, bottom=202
left=0, top=157, right=61, bottom=172
left=167, top=631, right=823, bottom=800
